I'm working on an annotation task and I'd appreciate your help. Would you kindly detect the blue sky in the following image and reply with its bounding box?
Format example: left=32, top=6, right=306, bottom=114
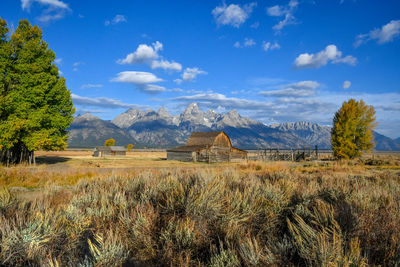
left=1, top=0, right=400, bottom=137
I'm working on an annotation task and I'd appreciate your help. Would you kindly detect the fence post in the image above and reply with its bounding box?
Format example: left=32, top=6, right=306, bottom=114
left=315, top=145, right=318, bottom=160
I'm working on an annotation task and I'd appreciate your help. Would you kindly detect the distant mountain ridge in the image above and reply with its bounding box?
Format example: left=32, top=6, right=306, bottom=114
left=67, top=103, right=400, bottom=150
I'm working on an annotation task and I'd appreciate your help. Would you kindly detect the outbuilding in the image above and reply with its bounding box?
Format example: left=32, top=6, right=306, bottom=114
left=93, top=146, right=127, bottom=157
left=167, top=131, right=247, bottom=162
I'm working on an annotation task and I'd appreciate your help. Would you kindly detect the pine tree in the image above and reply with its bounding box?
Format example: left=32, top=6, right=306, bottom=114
left=331, top=99, right=376, bottom=159
left=0, top=19, right=74, bottom=165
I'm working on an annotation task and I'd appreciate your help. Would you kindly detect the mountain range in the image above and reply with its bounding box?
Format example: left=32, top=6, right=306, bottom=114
left=67, top=103, right=400, bottom=150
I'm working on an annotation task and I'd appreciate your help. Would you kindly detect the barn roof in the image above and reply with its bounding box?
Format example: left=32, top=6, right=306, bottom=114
left=94, top=146, right=127, bottom=152
left=186, top=131, right=229, bottom=147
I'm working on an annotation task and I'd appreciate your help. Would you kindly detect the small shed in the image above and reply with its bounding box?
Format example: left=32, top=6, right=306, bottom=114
left=93, top=146, right=127, bottom=157
left=167, top=131, right=247, bottom=162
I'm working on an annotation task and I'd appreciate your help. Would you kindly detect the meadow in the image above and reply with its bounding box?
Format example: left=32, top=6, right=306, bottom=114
left=1, top=151, right=400, bottom=266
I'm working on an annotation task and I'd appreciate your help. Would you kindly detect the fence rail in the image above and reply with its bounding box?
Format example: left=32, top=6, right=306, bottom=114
left=247, top=146, right=332, bottom=161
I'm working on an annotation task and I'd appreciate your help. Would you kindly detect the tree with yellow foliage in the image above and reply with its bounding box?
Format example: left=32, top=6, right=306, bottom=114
left=331, top=99, right=376, bottom=159
left=104, top=138, right=115, bottom=146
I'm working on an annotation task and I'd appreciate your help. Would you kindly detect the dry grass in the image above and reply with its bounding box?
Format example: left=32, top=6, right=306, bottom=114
left=0, top=151, right=400, bottom=266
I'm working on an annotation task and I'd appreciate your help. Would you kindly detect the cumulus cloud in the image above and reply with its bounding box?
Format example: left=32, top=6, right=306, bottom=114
left=72, top=94, right=143, bottom=109
left=81, top=84, right=103, bottom=89
left=105, top=14, right=127, bottom=26
left=150, top=59, right=182, bottom=72
left=262, top=41, right=280, bottom=52
left=294, top=45, right=357, bottom=69
left=342, top=81, right=351, bottom=89
left=117, top=41, right=181, bottom=72
left=234, top=38, right=256, bottom=48
left=181, top=67, right=207, bottom=82
left=111, top=71, right=165, bottom=93
left=354, top=20, right=400, bottom=47
left=212, top=2, right=256, bottom=28
left=260, top=80, right=320, bottom=97
left=267, top=0, right=298, bottom=33
left=117, top=41, right=162, bottom=64
left=21, top=0, right=70, bottom=22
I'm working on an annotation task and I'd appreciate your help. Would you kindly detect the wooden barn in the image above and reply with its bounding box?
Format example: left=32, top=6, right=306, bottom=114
left=167, top=131, right=247, bottom=162
left=93, top=146, right=127, bottom=157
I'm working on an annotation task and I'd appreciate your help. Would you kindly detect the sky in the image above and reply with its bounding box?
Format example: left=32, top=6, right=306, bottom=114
left=1, top=0, right=400, bottom=138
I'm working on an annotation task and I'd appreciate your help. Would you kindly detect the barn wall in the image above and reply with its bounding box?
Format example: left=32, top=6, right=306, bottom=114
left=167, top=151, right=194, bottom=162
left=214, top=134, right=231, bottom=148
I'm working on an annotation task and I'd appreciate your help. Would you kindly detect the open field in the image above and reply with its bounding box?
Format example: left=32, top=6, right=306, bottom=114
left=1, top=151, right=400, bottom=266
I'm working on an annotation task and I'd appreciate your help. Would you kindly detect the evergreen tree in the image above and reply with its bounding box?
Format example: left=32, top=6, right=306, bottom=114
left=0, top=19, right=74, bottom=165
left=331, top=99, right=376, bottom=159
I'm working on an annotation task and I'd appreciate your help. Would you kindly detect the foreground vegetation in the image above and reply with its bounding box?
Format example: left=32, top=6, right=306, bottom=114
left=1, top=154, right=400, bottom=266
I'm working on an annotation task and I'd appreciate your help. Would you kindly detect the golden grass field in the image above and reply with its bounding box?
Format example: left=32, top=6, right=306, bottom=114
left=1, top=150, right=400, bottom=266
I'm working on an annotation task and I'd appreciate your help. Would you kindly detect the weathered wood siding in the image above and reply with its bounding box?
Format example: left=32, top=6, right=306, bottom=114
left=213, top=134, right=232, bottom=148
left=167, top=151, right=194, bottom=162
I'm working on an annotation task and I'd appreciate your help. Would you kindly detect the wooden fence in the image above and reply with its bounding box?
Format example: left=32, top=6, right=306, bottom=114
left=247, top=146, right=332, bottom=162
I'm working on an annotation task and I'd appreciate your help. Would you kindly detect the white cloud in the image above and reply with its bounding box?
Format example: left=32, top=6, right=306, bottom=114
left=260, top=80, right=320, bottom=97
left=54, top=58, right=62, bottom=64
left=294, top=45, right=357, bottom=69
left=73, top=62, right=84, bottom=67
left=174, top=93, right=272, bottom=110
left=267, top=0, right=298, bottom=33
left=342, top=81, right=351, bottom=89
left=174, top=79, right=183, bottom=85
left=21, top=0, right=68, bottom=10
left=181, top=67, right=207, bottom=82
left=267, top=5, right=285, bottom=16
left=151, top=59, right=182, bottom=72
left=244, top=38, right=256, bottom=47
left=81, top=84, right=103, bottom=89
left=111, top=71, right=165, bottom=93
left=117, top=42, right=162, bottom=64
left=262, top=41, right=280, bottom=52
left=234, top=38, right=256, bottom=48
left=142, top=84, right=166, bottom=93
left=111, top=71, right=162, bottom=84
left=72, top=61, right=84, bottom=72
left=168, top=88, right=184, bottom=93
left=72, top=94, right=143, bottom=109
left=355, top=20, right=400, bottom=47
left=105, top=14, right=127, bottom=26
left=112, top=14, right=127, bottom=24
left=212, top=2, right=256, bottom=28
left=21, top=0, right=70, bottom=22
left=117, top=41, right=181, bottom=72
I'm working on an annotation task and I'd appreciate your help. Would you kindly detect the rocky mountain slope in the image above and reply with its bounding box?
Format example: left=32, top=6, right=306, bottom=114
left=67, top=103, right=400, bottom=150
left=67, top=113, right=135, bottom=148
